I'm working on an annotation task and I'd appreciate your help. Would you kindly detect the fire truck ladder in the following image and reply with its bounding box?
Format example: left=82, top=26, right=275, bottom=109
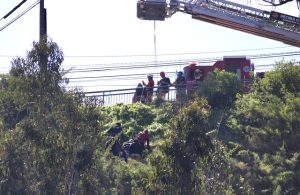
left=138, top=0, right=300, bottom=47
left=172, top=0, right=300, bottom=46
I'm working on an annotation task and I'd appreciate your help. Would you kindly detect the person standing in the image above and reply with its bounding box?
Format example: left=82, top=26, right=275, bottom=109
left=157, top=71, right=171, bottom=99
left=132, top=83, right=145, bottom=103
left=142, top=74, right=155, bottom=102
left=187, top=69, right=204, bottom=98
left=173, top=71, right=186, bottom=102
left=194, top=69, right=204, bottom=84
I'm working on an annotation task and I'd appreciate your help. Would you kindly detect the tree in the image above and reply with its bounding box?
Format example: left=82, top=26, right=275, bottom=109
left=196, top=69, right=243, bottom=108
left=161, top=98, right=214, bottom=194
left=0, top=39, right=107, bottom=194
left=253, top=60, right=300, bottom=99
left=227, top=61, right=300, bottom=194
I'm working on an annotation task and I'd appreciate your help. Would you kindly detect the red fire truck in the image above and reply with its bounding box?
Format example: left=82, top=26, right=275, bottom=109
left=183, top=56, right=253, bottom=92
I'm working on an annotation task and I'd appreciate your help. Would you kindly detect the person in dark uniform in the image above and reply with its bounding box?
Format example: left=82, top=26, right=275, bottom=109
left=157, top=71, right=171, bottom=99
left=173, top=71, right=186, bottom=102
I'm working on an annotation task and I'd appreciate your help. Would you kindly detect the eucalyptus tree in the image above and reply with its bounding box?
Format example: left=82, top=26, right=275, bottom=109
left=0, top=39, right=106, bottom=194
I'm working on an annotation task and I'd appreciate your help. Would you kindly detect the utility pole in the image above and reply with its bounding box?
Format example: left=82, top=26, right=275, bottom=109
left=39, top=0, right=47, bottom=40
left=39, top=0, right=48, bottom=130
left=39, top=0, right=47, bottom=74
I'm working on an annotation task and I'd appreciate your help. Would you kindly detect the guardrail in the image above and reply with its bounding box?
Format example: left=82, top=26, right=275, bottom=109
left=84, top=86, right=178, bottom=106
left=82, top=78, right=252, bottom=106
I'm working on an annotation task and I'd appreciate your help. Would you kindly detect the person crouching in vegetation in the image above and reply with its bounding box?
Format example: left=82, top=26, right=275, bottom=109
left=107, top=121, right=123, bottom=137
left=122, top=139, right=145, bottom=161
left=105, top=121, right=125, bottom=158
left=129, top=139, right=144, bottom=161
left=121, top=129, right=150, bottom=161
left=136, top=129, right=150, bottom=150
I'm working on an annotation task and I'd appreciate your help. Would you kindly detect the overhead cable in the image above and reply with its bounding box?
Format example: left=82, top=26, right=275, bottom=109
left=2, top=0, right=27, bottom=20
left=0, top=46, right=294, bottom=58
left=66, top=61, right=299, bottom=82
left=62, top=46, right=294, bottom=58
left=0, top=0, right=39, bottom=32
left=67, top=71, right=174, bottom=80
left=64, top=51, right=300, bottom=73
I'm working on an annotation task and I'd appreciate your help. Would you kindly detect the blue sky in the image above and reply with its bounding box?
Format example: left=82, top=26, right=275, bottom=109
left=0, top=0, right=299, bottom=91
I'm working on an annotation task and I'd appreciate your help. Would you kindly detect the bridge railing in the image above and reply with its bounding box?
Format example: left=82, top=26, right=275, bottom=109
left=81, top=77, right=253, bottom=106
left=84, top=86, right=178, bottom=106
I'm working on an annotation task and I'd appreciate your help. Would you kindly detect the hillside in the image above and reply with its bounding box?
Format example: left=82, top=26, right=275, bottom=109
left=0, top=39, right=299, bottom=194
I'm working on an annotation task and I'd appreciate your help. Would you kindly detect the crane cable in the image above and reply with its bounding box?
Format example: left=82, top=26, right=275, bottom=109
left=154, top=21, right=158, bottom=80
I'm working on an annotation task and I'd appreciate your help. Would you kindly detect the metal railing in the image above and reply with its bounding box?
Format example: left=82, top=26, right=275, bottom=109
left=83, top=78, right=252, bottom=106
left=84, top=86, right=178, bottom=106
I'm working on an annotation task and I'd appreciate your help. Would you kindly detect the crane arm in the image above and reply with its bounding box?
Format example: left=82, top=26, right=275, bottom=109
left=137, top=0, right=300, bottom=47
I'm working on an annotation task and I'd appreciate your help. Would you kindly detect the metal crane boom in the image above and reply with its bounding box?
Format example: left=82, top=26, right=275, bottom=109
left=137, top=0, right=300, bottom=47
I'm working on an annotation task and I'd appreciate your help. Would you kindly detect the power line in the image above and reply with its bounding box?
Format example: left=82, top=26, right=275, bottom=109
left=63, top=60, right=300, bottom=91
left=1, top=0, right=27, bottom=20
left=2, top=45, right=289, bottom=58
left=66, top=84, right=135, bottom=87
left=0, top=0, right=39, bottom=32
left=67, top=71, right=173, bottom=80
left=0, top=45, right=295, bottom=59
left=1, top=50, right=299, bottom=76
left=63, top=51, right=300, bottom=74
left=65, top=50, right=300, bottom=68
left=61, top=46, right=295, bottom=58
left=66, top=61, right=299, bottom=83
left=65, top=60, right=197, bottom=73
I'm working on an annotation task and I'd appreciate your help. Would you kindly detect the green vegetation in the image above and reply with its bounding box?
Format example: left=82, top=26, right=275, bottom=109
left=0, top=40, right=299, bottom=194
left=227, top=63, right=300, bottom=194
left=196, top=69, right=242, bottom=108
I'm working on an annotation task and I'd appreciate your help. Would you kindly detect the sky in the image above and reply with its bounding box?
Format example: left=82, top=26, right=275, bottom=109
left=0, top=0, right=299, bottom=92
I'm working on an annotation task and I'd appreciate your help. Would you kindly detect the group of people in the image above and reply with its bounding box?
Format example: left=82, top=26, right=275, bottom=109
left=132, top=71, right=182, bottom=103
left=132, top=69, right=204, bottom=103
left=105, top=121, right=150, bottom=162
left=132, top=73, right=158, bottom=103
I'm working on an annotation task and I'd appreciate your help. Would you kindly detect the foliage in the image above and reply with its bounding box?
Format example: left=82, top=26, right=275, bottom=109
left=197, top=69, right=243, bottom=108
left=1, top=40, right=299, bottom=194
left=0, top=39, right=105, bottom=194
left=196, top=140, right=254, bottom=195
left=227, top=61, right=300, bottom=194
left=161, top=97, right=214, bottom=193
left=143, top=98, right=252, bottom=194
left=252, top=60, right=300, bottom=98
left=100, top=102, right=173, bottom=140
